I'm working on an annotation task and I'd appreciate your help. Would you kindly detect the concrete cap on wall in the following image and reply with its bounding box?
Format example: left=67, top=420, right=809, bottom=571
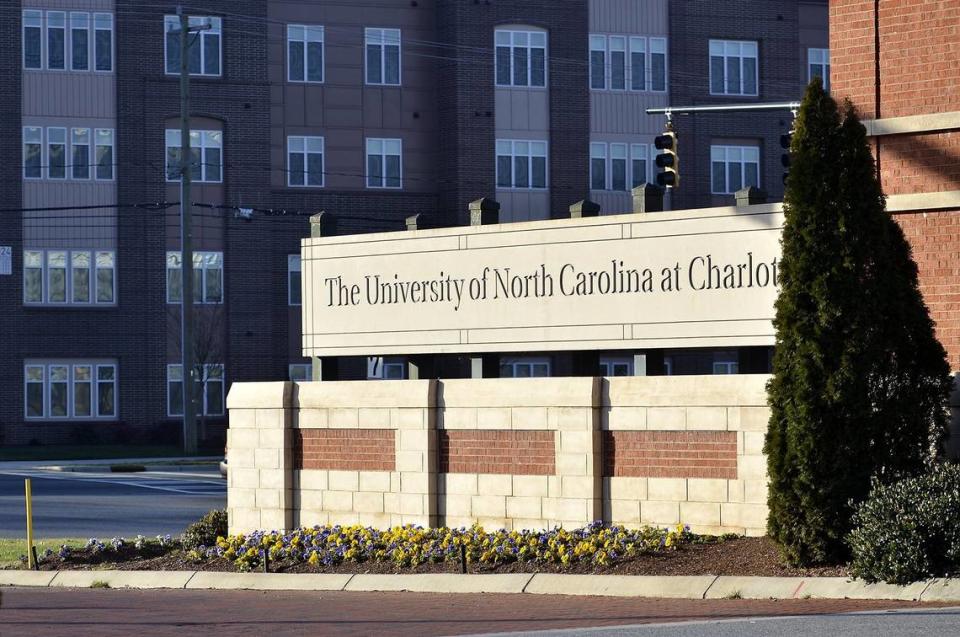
left=296, top=379, right=436, bottom=409
left=438, top=377, right=599, bottom=408
left=226, top=381, right=293, bottom=410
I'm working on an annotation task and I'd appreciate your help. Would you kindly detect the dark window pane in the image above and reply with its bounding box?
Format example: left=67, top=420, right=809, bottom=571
left=205, top=148, right=221, bottom=182
left=591, top=158, right=606, bottom=190
left=25, top=144, right=41, bottom=178
left=167, top=268, right=182, bottom=302
left=307, top=41, right=323, bottom=81
left=193, top=269, right=203, bottom=303
left=514, top=155, right=529, bottom=188
left=632, top=159, right=647, bottom=188
left=530, top=48, right=545, bottom=86
left=385, top=45, right=400, bottom=84
left=288, top=40, right=304, bottom=81
left=366, top=44, right=382, bottom=83
left=27, top=384, right=44, bottom=418
left=203, top=34, right=219, bottom=75
left=25, top=27, right=42, bottom=68
left=48, top=29, right=65, bottom=69
left=75, top=383, right=92, bottom=417
left=206, top=267, right=222, bottom=303
left=726, top=56, right=740, bottom=94
left=590, top=50, right=605, bottom=89
left=206, top=381, right=224, bottom=415
left=385, top=155, right=401, bottom=188
left=631, top=51, right=645, bottom=90
left=169, top=380, right=183, bottom=416
left=729, top=162, right=743, bottom=192
left=290, top=271, right=302, bottom=305
left=95, top=29, right=112, bottom=71
left=651, top=53, right=666, bottom=90
left=495, top=46, right=511, bottom=85
left=188, top=33, right=202, bottom=74
left=367, top=154, right=382, bottom=187
left=49, top=144, right=66, bottom=179
left=50, top=383, right=68, bottom=417
left=72, top=29, right=89, bottom=70
left=532, top=156, right=546, bottom=188
left=97, top=268, right=114, bottom=302
left=98, top=382, right=115, bottom=416
left=25, top=268, right=43, bottom=302
left=96, top=144, right=113, bottom=180
left=72, top=145, right=90, bottom=179
left=743, top=57, right=757, bottom=94
left=512, top=47, right=528, bottom=86
left=711, top=161, right=726, bottom=193
left=189, top=147, right=202, bottom=181
left=166, top=32, right=179, bottom=73
left=610, top=51, right=625, bottom=89
left=745, top=162, right=759, bottom=187
left=496, top=155, right=512, bottom=187
left=612, top=159, right=627, bottom=191
left=710, top=56, right=724, bottom=93
left=166, top=147, right=181, bottom=180
left=289, top=152, right=304, bottom=185
left=307, top=152, right=323, bottom=186
left=73, top=266, right=90, bottom=302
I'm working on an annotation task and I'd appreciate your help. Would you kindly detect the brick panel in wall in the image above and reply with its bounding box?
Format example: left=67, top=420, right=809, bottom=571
left=295, top=429, right=396, bottom=471
left=603, top=431, right=738, bottom=479
left=880, top=132, right=960, bottom=196
left=439, top=431, right=555, bottom=475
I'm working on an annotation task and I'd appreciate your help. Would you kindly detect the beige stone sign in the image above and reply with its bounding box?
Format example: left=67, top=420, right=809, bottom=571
left=301, top=204, right=784, bottom=356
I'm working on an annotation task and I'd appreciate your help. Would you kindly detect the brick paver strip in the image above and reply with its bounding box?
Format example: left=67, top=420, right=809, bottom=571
left=0, top=588, right=947, bottom=637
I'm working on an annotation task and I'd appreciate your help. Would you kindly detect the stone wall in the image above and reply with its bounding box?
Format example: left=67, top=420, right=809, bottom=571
left=227, top=376, right=771, bottom=536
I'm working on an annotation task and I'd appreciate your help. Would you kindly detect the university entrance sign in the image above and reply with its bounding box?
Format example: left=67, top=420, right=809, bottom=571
left=301, top=205, right=784, bottom=356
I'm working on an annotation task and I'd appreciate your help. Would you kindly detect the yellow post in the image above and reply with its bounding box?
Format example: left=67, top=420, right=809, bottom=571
left=25, top=478, right=35, bottom=570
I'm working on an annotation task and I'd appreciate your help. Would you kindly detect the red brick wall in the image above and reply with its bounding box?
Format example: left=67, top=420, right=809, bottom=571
left=602, top=431, right=738, bottom=480
left=881, top=132, right=960, bottom=196
left=439, top=430, right=555, bottom=475
left=895, top=211, right=960, bottom=367
left=294, top=429, right=395, bottom=471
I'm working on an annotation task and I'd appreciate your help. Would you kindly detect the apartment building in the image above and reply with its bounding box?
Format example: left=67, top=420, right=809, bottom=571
left=0, top=0, right=827, bottom=446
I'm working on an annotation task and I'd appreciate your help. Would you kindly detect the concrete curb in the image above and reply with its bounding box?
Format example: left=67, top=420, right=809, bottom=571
left=3, top=570, right=960, bottom=601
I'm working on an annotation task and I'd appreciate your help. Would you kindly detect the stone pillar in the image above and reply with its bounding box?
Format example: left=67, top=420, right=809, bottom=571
left=309, top=212, right=335, bottom=381
left=405, top=213, right=421, bottom=231
left=632, top=183, right=664, bottom=213
left=735, top=186, right=768, bottom=207
left=469, top=197, right=500, bottom=226
left=569, top=199, right=601, bottom=218
left=225, top=382, right=294, bottom=534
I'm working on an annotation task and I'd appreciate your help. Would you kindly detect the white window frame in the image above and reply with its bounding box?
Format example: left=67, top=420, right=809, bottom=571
left=164, top=15, right=222, bottom=77
left=499, top=357, right=551, bottom=378
left=167, top=363, right=225, bottom=417
left=165, top=129, right=223, bottom=183
left=70, top=12, right=90, bottom=72
left=600, top=356, right=634, bottom=377
left=166, top=251, right=223, bottom=304
left=590, top=35, right=667, bottom=93
left=93, top=13, right=114, bottom=73
left=712, top=352, right=739, bottom=375
left=23, top=10, right=43, bottom=70
left=808, top=48, right=830, bottom=91
left=365, top=27, right=401, bottom=86
left=24, top=361, right=117, bottom=420
left=365, top=138, right=403, bottom=189
left=590, top=141, right=650, bottom=191
left=287, top=136, right=324, bottom=187
left=496, top=139, right=548, bottom=190
left=46, top=11, right=66, bottom=71
left=94, top=128, right=114, bottom=181
left=23, top=249, right=116, bottom=306
left=287, top=24, right=324, bottom=83
left=711, top=144, right=761, bottom=195
left=709, top=39, right=759, bottom=96
left=288, top=363, right=312, bottom=382
left=288, top=254, right=302, bottom=305
left=495, top=28, right=547, bottom=88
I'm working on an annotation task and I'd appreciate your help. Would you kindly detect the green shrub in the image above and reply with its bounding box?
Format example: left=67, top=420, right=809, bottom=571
left=181, top=509, right=228, bottom=551
left=848, top=464, right=960, bottom=584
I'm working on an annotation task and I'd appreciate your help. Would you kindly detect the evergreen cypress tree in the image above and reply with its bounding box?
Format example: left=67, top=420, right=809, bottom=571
left=764, top=78, right=953, bottom=566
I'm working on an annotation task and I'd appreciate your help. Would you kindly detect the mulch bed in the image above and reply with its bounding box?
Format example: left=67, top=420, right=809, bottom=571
left=17, top=537, right=848, bottom=577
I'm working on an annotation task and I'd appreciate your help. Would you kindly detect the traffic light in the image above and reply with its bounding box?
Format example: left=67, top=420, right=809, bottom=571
left=780, top=129, right=794, bottom=185
left=654, top=129, right=679, bottom=188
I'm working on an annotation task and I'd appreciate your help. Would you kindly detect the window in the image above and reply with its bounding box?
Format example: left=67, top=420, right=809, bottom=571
left=166, top=251, right=223, bottom=304
left=366, top=138, right=402, bottom=188
left=47, top=11, right=66, bottom=70
left=366, top=357, right=406, bottom=380
left=165, top=129, right=223, bottom=183
left=500, top=358, right=551, bottom=378
left=712, top=352, right=739, bottom=375
left=600, top=357, right=633, bottom=376
left=24, top=361, right=117, bottom=420
left=167, top=364, right=224, bottom=417
left=23, top=10, right=42, bottom=69
left=288, top=25, right=323, bottom=83
left=495, top=29, right=546, bottom=87
left=711, top=145, right=760, bottom=194
left=710, top=40, right=758, bottom=96
left=365, top=28, right=400, bottom=85
left=165, top=15, right=222, bottom=77
left=808, top=48, right=830, bottom=91
left=496, top=140, right=548, bottom=190
left=70, top=12, right=89, bottom=71
left=95, top=129, right=114, bottom=180
left=47, top=128, right=67, bottom=180
left=288, top=136, right=324, bottom=187
left=23, top=127, right=42, bottom=179
left=23, top=249, right=115, bottom=305
left=71, top=128, right=90, bottom=179
left=94, top=13, right=113, bottom=72
left=288, top=255, right=302, bottom=305
left=591, top=142, right=649, bottom=191
left=288, top=363, right=312, bottom=382
left=590, top=35, right=666, bottom=92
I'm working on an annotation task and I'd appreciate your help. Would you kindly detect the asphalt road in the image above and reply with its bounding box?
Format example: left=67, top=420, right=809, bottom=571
left=0, top=589, right=949, bottom=637
left=0, top=468, right=225, bottom=538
